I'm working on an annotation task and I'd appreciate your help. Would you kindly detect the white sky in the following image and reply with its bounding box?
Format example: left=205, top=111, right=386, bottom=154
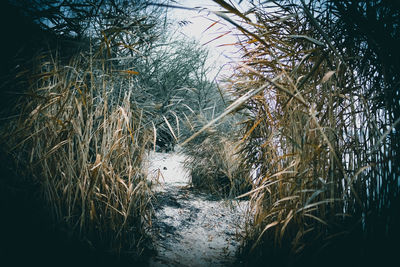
left=165, top=0, right=252, bottom=80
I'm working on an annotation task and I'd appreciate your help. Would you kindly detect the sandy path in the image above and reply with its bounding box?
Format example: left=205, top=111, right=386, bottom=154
left=145, top=150, right=248, bottom=267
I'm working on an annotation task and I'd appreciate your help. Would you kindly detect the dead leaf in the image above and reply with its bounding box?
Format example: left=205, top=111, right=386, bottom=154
left=120, top=70, right=139, bottom=75
left=322, top=70, right=336, bottom=83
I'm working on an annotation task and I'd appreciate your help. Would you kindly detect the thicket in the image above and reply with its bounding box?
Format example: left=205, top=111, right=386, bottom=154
left=0, top=1, right=164, bottom=265
left=208, top=0, right=400, bottom=266
left=0, top=0, right=230, bottom=265
left=3, top=0, right=397, bottom=266
left=183, top=124, right=252, bottom=198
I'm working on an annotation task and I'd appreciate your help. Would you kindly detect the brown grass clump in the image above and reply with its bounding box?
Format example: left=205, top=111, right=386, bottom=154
left=0, top=51, right=154, bottom=261
left=183, top=130, right=251, bottom=198
left=209, top=1, right=400, bottom=266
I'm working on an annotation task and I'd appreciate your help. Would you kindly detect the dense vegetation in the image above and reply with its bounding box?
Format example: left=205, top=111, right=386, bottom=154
left=0, top=0, right=398, bottom=266
left=0, top=0, right=231, bottom=265
left=209, top=0, right=399, bottom=266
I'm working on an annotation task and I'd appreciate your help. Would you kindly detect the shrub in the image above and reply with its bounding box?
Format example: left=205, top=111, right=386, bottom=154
left=183, top=125, right=251, bottom=198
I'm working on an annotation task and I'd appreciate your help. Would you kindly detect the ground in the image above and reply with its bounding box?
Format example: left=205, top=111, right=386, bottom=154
left=144, top=149, right=249, bottom=267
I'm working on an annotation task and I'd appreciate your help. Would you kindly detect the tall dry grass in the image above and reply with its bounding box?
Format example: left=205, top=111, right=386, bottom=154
left=0, top=50, right=154, bottom=260
left=206, top=1, right=400, bottom=265
left=183, top=127, right=251, bottom=198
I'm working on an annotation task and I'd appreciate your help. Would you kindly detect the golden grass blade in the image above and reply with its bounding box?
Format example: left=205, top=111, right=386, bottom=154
left=303, top=213, right=328, bottom=225
left=118, top=69, right=139, bottom=75
left=202, top=20, right=220, bottom=34
left=287, top=34, right=325, bottom=47
left=213, top=0, right=251, bottom=22
left=280, top=210, right=294, bottom=240
left=163, top=115, right=177, bottom=142
left=212, top=11, right=268, bottom=48
left=273, top=196, right=299, bottom=207
left=296, top=199, right=339, bottom=213
left=202, top=31, right=232, bottom=46
left=250, top=221, right=279, bottom=252
left=181, top=82, right=269, bottom=146
left=152, top=121, right=157, bottom=152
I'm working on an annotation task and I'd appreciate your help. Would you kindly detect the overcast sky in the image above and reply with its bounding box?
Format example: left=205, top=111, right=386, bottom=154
left=165, top=0, right=251, bottom=80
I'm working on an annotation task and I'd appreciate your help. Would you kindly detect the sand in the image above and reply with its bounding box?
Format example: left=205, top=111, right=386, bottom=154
left=144, top=148, right=249, bottom=266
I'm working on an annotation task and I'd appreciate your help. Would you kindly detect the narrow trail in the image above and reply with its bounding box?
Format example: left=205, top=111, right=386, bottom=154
left=145, top=150, right=248, bottom=267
